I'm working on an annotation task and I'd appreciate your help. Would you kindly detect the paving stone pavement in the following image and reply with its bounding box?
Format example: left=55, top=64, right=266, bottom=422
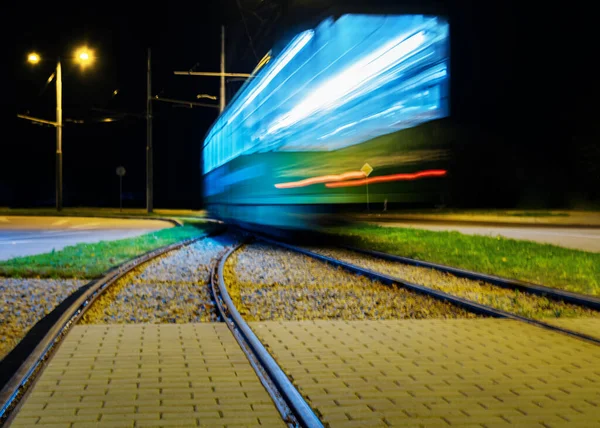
left=9, top=324, right=286, bottom=428
left=249, top=319, right=600, bottom=427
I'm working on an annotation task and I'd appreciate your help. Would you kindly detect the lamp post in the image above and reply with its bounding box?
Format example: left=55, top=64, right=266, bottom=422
left=147, top=48, right=152, bottom=213
left=22, top=48, right=94, bottom=211
left=56, top=59, right=62, bottom=211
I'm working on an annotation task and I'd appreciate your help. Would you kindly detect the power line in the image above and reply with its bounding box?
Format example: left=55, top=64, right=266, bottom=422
left=236, top=0, right=259, bottom=63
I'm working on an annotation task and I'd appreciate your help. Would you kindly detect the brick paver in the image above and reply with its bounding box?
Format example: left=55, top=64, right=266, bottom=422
left=250, top=319, right=600, bottom=427
left=10, top=324, right=285, bottom=427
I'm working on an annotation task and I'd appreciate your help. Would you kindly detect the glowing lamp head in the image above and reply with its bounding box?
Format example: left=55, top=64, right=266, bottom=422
left=27, top=52, right=40, bottom=64
left=75, top=47, right=94, bottom=68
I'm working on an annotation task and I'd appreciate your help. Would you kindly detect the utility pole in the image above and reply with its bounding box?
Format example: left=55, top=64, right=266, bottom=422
left=56, top=59, right=63, bottom=211
left=146, top=48, right=153, bottom=213
left=220, top=26, right=226, bottom=113
left=173, top=25, right=262, bottom=111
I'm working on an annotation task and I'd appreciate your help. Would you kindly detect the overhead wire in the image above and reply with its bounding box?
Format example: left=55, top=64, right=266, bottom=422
left=236, top=0, right=260, bottom=63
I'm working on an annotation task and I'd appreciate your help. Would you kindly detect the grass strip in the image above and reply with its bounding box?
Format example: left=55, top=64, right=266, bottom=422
left=333, top=224, right=600, bottom=296
left=0, top=224, right=209, bottom=279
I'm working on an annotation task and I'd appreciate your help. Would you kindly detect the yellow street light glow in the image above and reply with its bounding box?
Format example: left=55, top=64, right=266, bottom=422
left=74, top=47, right=94, bottom=67
left=28, top=52, right=40, bottom=64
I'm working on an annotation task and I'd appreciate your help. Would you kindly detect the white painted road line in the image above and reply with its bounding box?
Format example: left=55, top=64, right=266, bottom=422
left=51, top=219, right=69, bottom=226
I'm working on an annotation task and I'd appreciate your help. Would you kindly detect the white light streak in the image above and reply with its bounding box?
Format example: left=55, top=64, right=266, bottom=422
left=266, top=30, right=427, bottom=135
left=223, top=30, right=314, bottom=127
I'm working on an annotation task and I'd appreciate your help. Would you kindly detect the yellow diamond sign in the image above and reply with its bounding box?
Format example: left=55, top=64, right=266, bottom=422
left=361, top=162, right=373, bottom=177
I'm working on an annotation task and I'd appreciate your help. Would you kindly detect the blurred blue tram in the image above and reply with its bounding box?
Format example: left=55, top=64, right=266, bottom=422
left=202, top=13, right=451, bottom=230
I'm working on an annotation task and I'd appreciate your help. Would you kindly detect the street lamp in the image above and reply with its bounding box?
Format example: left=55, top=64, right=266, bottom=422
left=23, top=47, right=93, bottom=211
left=74, top=47, right=95, bottom=69
left=27, top=53, right=40, bottom=64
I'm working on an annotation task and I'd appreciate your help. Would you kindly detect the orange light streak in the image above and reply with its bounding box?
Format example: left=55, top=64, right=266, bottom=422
left=275, top=170, right=366, bottom=189
left=325, top=169, right=447, bottom=188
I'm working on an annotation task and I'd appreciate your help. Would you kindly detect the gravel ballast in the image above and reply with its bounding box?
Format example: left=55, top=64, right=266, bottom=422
left=224, top=242, right=479, bottom=321
left=81, top=237, right=235, bottom=324
left=307, top=247, right=600, bottom=320
left=0, top=278, right=86, bottom=361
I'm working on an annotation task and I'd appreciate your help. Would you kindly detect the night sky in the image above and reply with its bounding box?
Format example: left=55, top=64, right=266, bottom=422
left=5, top=1, right=599, bottom=209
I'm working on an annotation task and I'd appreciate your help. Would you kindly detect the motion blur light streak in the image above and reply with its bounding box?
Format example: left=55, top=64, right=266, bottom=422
left=274, top=171, right=367, bottom=189
left=221, top=30, right=314, bottom=128
left=266, top=30, right=427, bottom=135
left=202, top=30, right=314, bottom=174
left=202, top=14, right=450, bottom=228
left=202, top=15, right=449, bottom=175
left=318, top=122, right=360, bottom=140
left=252, top=51, right=273, bottom=77
left=325, top=169, right=448, bottom=188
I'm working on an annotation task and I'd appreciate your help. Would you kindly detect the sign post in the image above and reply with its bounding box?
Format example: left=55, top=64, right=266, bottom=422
left=116, top=166, right=126, bottom=212
left=361, top=163, right=373, bottom=214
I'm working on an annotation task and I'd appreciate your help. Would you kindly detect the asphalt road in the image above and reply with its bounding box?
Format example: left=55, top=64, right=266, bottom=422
left=0, top=216, right=173, bottom=261
left=370, top=221, right=600, bottom=253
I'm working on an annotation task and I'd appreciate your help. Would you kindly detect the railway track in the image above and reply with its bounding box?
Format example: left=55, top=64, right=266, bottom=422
left=212, top=243, right=322, bottom=427
left=343, top=245, right=600, bottom=311
left=1, top=230, right=322, bottom=428
left=250, top=233, right=600, bottom=345
left=217, top=234, right=600, bottom=427
left=0, top=233, right=210, bottom=425
left=2, top=224, right=598, bottom=427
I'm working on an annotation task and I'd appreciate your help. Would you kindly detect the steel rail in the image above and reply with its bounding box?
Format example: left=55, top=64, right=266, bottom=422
left=257, top=236, right=600, bottom=346
left=344, top=245, right=600, bottom=311
left=212, top=243, right=323, bottom=428
left=0, top=231, right=219, bottom=423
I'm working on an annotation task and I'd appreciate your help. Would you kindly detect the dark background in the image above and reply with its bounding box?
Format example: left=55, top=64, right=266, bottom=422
left=3, top=1, right=599, bottom=209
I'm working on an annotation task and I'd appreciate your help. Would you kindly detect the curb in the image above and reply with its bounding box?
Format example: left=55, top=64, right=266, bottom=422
left=81, top=215, right=184, bottom=227
left=352, top=216, right=600, bottom=229
left=0, top=213, right=184, bottom=227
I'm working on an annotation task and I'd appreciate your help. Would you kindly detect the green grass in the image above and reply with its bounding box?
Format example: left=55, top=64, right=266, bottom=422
left=0, top=223, right=213, bottom=279
left=332, top=224, right=600, bottom=296
left=365, top=209, right=574, bottom=217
